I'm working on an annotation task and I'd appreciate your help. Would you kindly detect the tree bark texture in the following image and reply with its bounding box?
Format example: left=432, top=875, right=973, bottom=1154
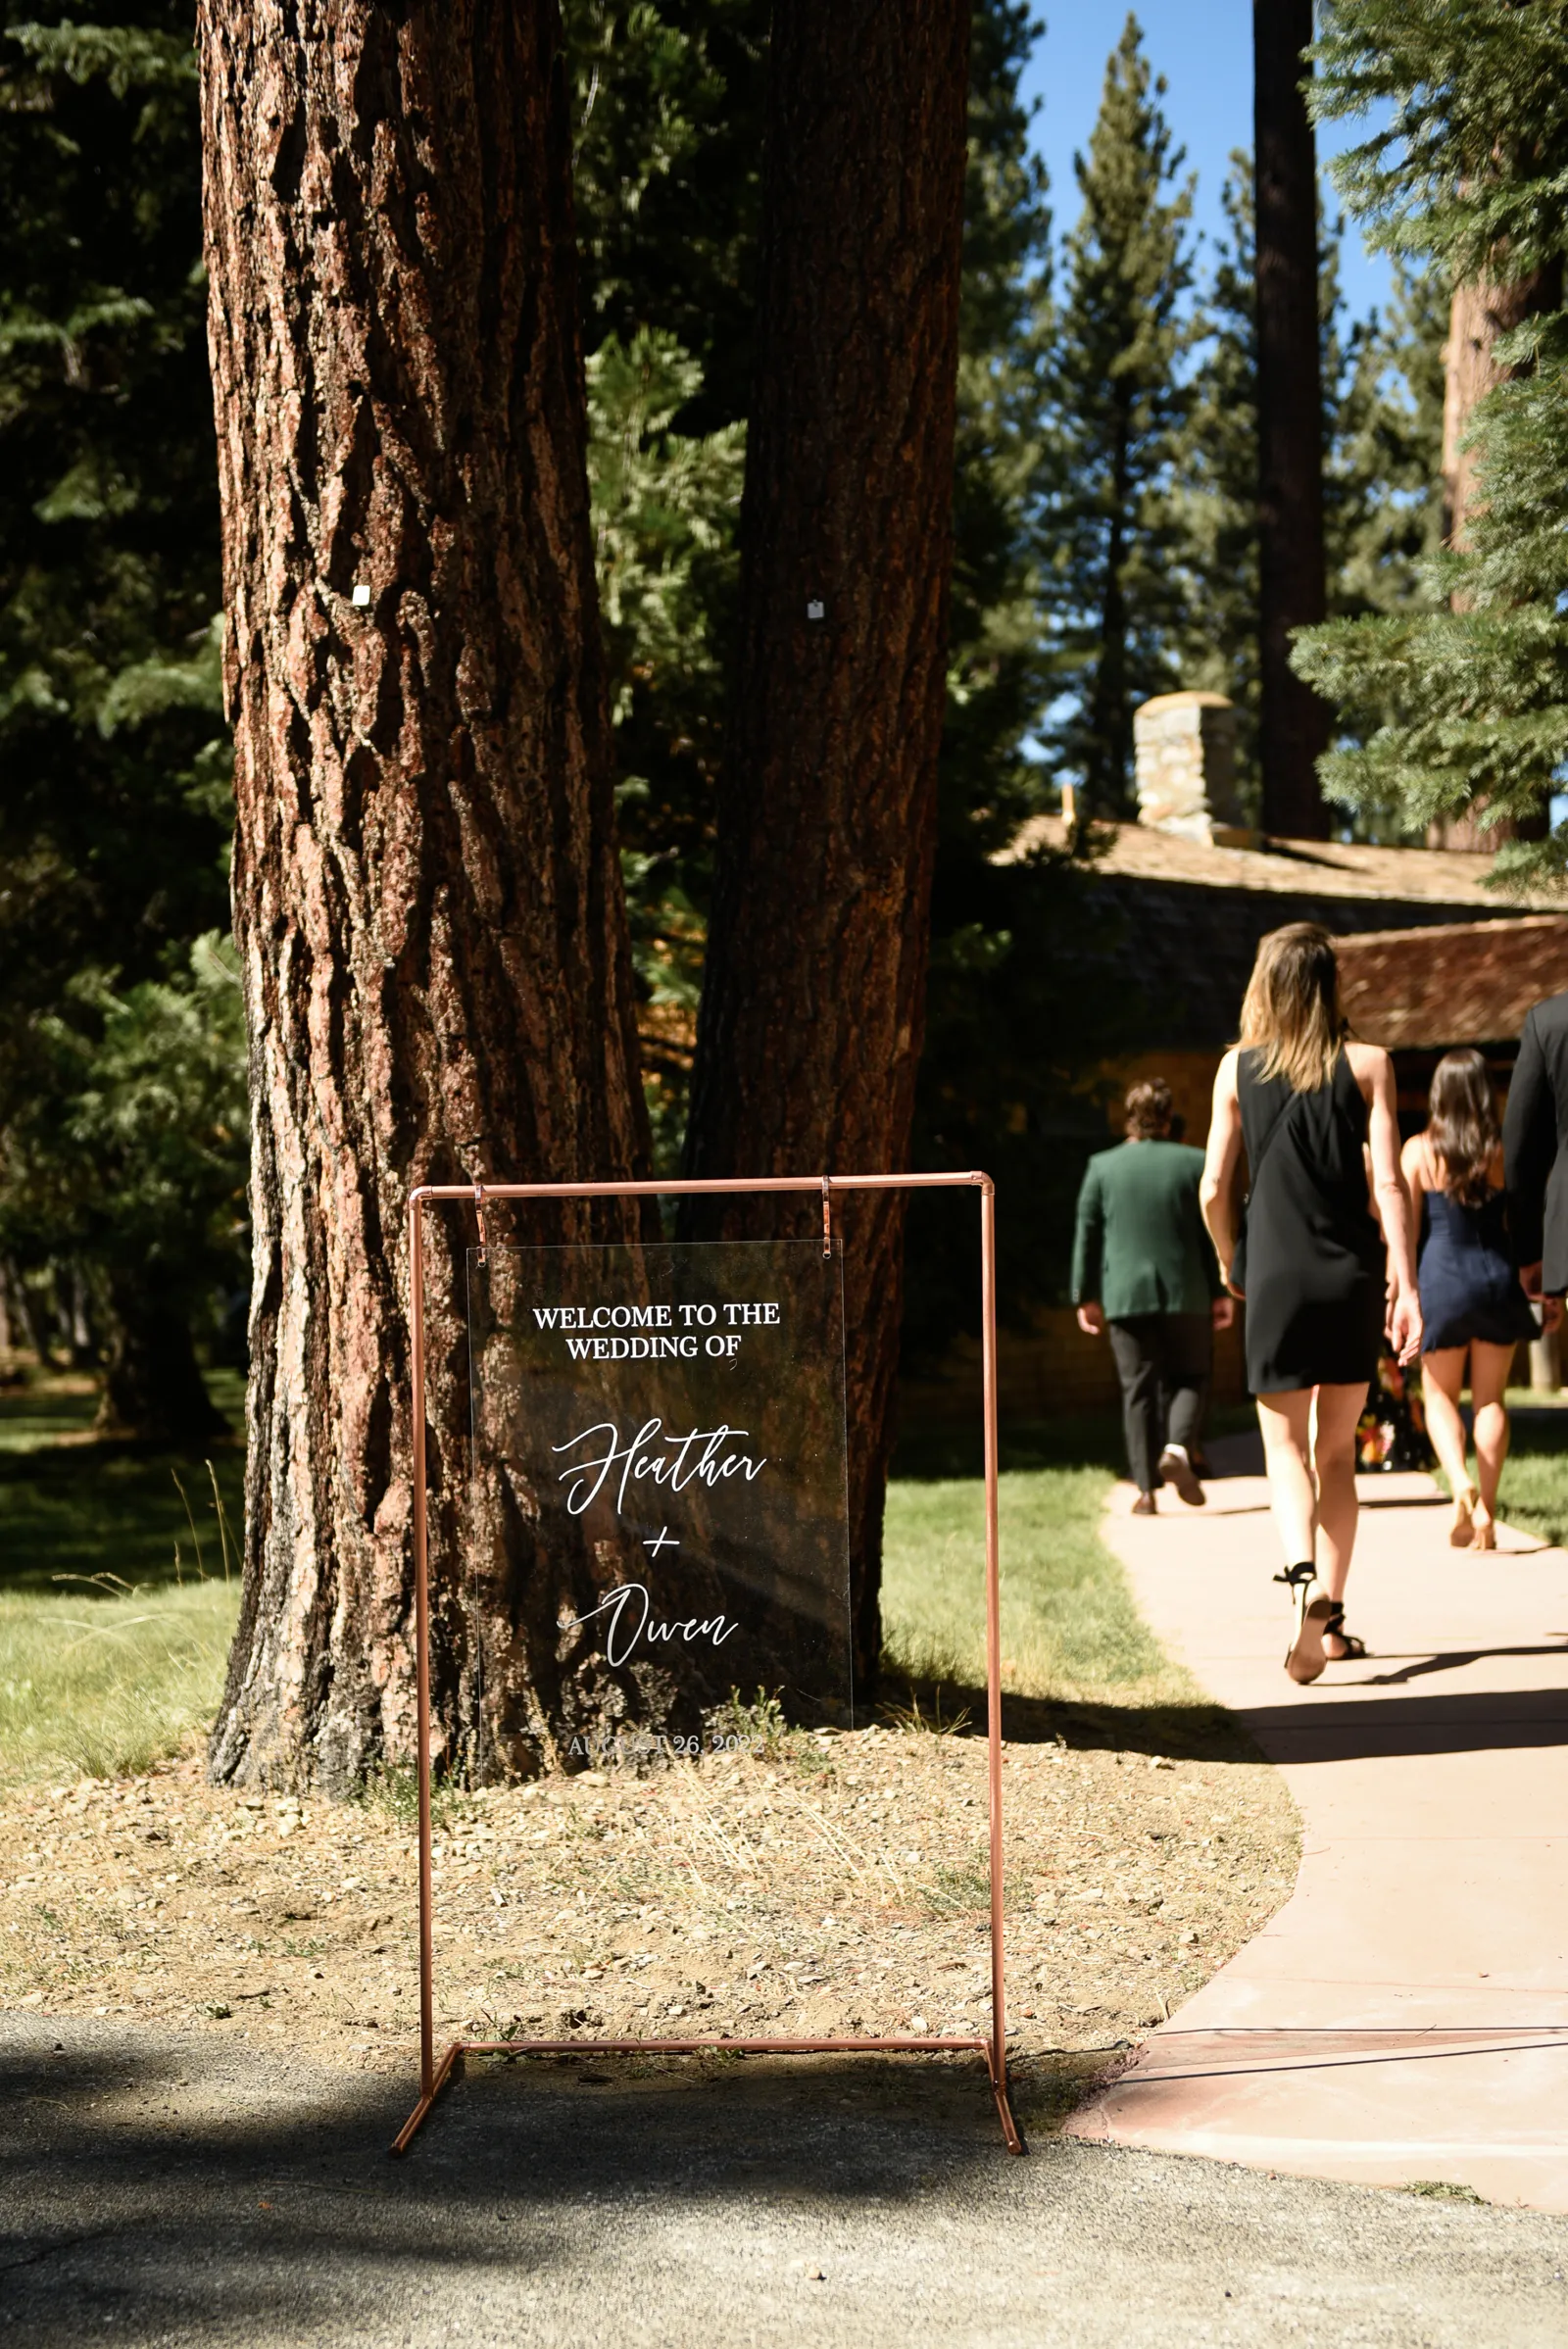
left=1441, top=269, right=1559, bottom=555
left=679, top=0, right=973, bottom=1698
left=199, top=0, right=650, bottom=1787
left=1429, top=265, right=1560, bottom=849
left=1253, top=0, right=1330, bottom=840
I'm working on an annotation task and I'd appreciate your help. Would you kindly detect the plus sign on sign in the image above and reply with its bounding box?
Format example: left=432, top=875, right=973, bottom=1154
left=466, top=1234, right=853, bottom=1760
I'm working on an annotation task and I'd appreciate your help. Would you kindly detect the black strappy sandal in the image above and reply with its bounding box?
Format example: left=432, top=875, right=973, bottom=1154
left=1273, top=1561, right=1332, bottom=1685
left=1322, top=1602, right=1368, bottom=1662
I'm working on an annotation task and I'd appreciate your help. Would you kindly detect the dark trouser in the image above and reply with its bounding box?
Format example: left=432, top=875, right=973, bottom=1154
left=1107, top=1312, right=1212, bottom=1495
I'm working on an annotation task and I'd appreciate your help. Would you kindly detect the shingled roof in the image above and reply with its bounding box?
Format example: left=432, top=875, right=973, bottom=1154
left=1334, top=915, right=1568, bottom=1051
left=1000, top=820, right=1557, bottom=1052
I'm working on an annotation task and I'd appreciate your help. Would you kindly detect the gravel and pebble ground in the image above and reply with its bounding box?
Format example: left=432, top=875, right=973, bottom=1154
left=4, top=2009, right=1565, bottom=2349
left=0, top=1718, right=1297, bottom=2120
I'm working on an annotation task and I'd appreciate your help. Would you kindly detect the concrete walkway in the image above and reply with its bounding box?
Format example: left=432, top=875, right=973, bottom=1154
left=1065, top=1439, right=1568, bottom=2211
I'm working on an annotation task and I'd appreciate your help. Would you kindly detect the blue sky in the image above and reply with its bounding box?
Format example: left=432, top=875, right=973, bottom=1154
left=1016, top=3, right=1395, bottom=323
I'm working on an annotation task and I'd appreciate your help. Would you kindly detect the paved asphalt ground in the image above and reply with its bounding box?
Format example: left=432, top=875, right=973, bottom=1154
left=2, top=2018, right=1564, bottom=2346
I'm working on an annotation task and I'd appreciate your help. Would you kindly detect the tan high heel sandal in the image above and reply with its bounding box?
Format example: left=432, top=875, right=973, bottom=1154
left=1471, top=1517, right=1497, bottom=1551
left=1450, top=1484, right=1479, bottom=1548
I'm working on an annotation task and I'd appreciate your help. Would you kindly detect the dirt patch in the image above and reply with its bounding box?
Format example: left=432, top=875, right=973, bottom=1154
left=0, top=1724, right=1298, bottom=2109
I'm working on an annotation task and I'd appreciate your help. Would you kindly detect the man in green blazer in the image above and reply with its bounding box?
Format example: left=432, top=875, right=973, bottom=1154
left=1072, top=1078, right=1233, bottom=1513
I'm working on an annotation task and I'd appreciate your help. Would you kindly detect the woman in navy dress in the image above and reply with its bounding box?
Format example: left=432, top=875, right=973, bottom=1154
left=1402, top=1050, right=1548, bottom=1549
left=1201, top=925, right=1422, bottom=1684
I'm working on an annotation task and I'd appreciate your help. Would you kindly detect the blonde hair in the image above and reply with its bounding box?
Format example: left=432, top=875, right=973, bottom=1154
left=1238, top=923, right=1346, bottom=1094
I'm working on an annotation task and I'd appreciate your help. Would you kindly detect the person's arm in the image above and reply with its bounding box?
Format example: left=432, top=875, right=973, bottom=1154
left=1357, top=1044, right=1422, bottom=1362
left=1503, top=1007, right=1553, bottom=1287
left=1200, top=1051, right=1245, bottom=1294
left=1071, top=1162, right=1105, bottom=1335
left=1399, top=1131, right=1432, bottom=1241
left=1187, top=1156, right=1234, bottom=1327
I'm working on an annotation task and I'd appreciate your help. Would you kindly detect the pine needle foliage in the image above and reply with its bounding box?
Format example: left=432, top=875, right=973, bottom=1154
left=942, top=0, right=1055, bottom=863
left=0, top=6, right=229, bottom=1001
left=1292, top=1, right=1568, bottom=872
left=564, top=2, right=765, bottom=1158
left=1042, top=13, right=1196, bottom=826
left=907, top=6, right=1147, bottom=1350
left=1308, top=0, right=1568, bottom=280
left=1294, top=318, right=1568, bottom=876
left=1176, top=160, right=1446, bottom=818
left=0, top=5, right=240, bottom=1385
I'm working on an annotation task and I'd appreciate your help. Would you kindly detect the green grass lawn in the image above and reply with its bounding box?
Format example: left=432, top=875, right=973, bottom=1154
left=0, top=1380, right=1190, bottom=1786
left=882, top=1466, right=1180, bottom=1704
left=0, top=1370, right=244, bottom=1786
left=1492, top=1400, right=1568, bottom=1548
left=882, top=1415, right=1198, bottom=1721
left=1418, top=1389, right=1568, bottom=1547
left=0, top=1579, right=238, bottom=1786
left=24, top=1371, right=1568, bottom=1795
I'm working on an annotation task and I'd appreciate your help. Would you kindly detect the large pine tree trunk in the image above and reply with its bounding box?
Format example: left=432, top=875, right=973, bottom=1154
left=199, top=0, right=650, bottom=1787
left=1253, top=0, right=1330, bottom=840
left=1429, top=264, right=1560, bottom=850
left=678, top=0, right=972, bottom=1697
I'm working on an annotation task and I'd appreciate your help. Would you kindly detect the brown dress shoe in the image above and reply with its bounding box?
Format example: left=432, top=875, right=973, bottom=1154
left=1158, top=1444, right=1205, bottom=1506
left=1131, top=1491, right=1156, bottom=1516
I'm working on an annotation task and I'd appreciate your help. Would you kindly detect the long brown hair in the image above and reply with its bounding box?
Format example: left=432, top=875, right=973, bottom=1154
left=1238, top=923, right=1345, bottom=1093
left=1428, top=1049, right=1499, bottom=1206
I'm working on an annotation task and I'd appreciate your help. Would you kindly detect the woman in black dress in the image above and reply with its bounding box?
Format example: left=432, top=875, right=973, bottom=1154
left=1402, top=1049, right=1547, bottom=1549
left=1200, top=925, right=1422, bottom=1684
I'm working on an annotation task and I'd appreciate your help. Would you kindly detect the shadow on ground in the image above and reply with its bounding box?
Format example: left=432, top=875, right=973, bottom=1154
left=3, top=2015, right=1564, bottom=2349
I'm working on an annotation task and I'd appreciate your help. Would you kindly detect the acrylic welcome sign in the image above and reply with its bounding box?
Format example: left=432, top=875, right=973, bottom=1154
left=466, top=1239, right=853, bottom=1765
left=392, top=1173, right=1019, bottom=2159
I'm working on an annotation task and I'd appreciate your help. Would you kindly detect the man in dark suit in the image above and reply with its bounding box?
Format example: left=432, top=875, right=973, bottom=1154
left=1072, top=1078, right=1233, bottom=1514
left=1503, top=992, right=1568, bottom=1297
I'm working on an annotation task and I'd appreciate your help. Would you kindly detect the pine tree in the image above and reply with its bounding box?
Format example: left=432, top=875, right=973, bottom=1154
left=199, top=0, right=653, bottom=1785
left=0, top=5, right=237, bottom=1429
left=582, top=325, right=745, bottom=1161
left=1045, top=14, right=1196, bottom=827
left=678, top=0, right=973, bottom=1693
left=1293, top=0, right=1568, bottom=869
left=1330, top=258, right=1447, bottom=619
left=1172, top=162, right=1264, bottom=804
left=571, top=0, right=1075, bottom=1193
left=1295, top=332, right=1568, bottom=874
left=906, top=3, right=1140, bottom=1347
left=0, top=935, right=248, bottom=1440
left=564, top=3, right=766, bottom=1160
left=941, top=0, right=1055, bottom=862
left=1254, top=0, right=1331, bottom=836
left=1178, top=162, right=1446, bottom=821
left=567, top=0, right=767, bottom=436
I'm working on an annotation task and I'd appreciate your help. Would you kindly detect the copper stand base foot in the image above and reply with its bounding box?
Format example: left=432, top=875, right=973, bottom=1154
left=389, top=2041, right=466, bottom=2157
left=990, top=2077, right=1024, bottom=2154
left=389, top=2034, right=1025, bottom=2157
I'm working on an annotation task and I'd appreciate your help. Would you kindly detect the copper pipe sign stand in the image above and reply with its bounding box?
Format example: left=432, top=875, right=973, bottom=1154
left=390, top=1171, right=1022, bottom=2158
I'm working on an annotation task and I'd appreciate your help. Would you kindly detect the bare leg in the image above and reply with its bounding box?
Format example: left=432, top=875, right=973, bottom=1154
left=1311, top=1384, right=1369, bottom=1631
left=1256, top=1389, right=1317, bottom=1567
left=1421, top=1346, right=1477, bottom=1542
left=1468, top=1341, right=1515, bottom=1538
left=1257, top=1385, right=1367, bottom=1681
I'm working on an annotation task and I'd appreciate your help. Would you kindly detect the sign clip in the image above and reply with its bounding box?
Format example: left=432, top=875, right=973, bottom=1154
left=472, top=1182, right=488, bottom=1264
left=821, top=1174, right=832, bottom=1257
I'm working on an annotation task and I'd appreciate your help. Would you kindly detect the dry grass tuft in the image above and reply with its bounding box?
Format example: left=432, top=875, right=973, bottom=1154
left=0, top=1725, right=1298, bottom=2112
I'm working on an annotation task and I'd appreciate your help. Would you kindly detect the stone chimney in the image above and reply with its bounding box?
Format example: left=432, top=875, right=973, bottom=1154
left=1133, top=691, right=1252, bottom=848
